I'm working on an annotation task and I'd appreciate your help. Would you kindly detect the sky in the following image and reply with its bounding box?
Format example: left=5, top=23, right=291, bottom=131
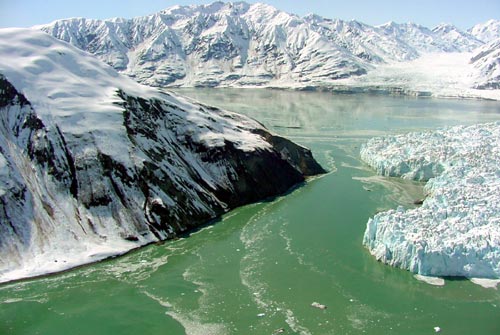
left=0, top=0, right=499, bottom=30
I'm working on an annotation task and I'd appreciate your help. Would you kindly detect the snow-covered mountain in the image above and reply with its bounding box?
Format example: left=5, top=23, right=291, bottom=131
left=470, top=38, right=500, bottom=89
left=431, top=23, right=483, bottom=52
left=0, top=28, right=324, bottom=283
left=38, top=1, right=494, bottom=92
left=304, top=16, right=419, bottom=62
left=469, top=19, right=500, bottom=43
left=378, top=21, right=480, bottom=53
left=38, top=2, right=362, bottom=87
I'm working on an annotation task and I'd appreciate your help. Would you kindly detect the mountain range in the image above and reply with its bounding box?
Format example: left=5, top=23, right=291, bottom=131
left=38, top=1, right=500, bottom=94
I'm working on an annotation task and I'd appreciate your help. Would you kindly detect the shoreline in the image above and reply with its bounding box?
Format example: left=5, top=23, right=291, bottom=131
left=0, top=175, right=326, bottom=286
left=171, top=84, right=500, bottom=102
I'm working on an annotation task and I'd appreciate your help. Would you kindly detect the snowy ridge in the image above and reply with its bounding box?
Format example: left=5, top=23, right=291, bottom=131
left=469, top=19, right=500, bottom=43
left=432, top=23, right=483, bottom=52
left=470, top=38, right=500, bottom=89
left=378, top=21, right=480, bottom=53
left=0, top=28, right=324, bottom=283
left=361, top=123, right=500, bottom=279
left=36, top=2, right=500, bottom=96
left=39, top=2, right=371, bottom=87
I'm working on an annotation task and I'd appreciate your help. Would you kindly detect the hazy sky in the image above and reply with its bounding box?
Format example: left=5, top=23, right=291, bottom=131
left=1, top=0, right=499, bottom=30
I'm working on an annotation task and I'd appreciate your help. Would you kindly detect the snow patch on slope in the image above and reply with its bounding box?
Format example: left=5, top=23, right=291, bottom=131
left=361, top=122, right=500, bottom=279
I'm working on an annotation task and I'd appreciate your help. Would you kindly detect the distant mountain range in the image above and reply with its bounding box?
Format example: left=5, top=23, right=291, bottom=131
left=38, top=1, right=500, bottom=92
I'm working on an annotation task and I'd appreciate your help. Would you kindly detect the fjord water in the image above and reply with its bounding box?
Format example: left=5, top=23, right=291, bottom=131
left=2, top=90, right=500, bottom=335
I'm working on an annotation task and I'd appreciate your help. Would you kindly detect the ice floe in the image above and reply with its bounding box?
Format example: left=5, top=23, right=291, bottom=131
left=311, top=302, right=327, bottom=310
left=413, top=274, right=445, bottom=286
left=361, top=122, right=500, bottom=280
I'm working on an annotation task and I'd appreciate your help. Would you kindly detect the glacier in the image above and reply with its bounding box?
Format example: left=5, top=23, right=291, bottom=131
left=361, top=123, right=500, bottom=279
left=0, top=28, right=324, bottom=283
left=37, top=2, right=500, bottom=99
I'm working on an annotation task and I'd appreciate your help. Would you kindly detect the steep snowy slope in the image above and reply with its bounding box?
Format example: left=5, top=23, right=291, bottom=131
left=304, top=15, right=419, bottom=62
left=0, top=28, right=324, bottom=283
left=38, top=1, right=486, bottom=92
left=469, top=19, right=500, bottom=43
left=39, top=2, right=370, bottom=88
left=470, top=38, right=500, bottom=89
left=431, top=23, right=483, bottom=52
left=377, top=21, right=479, bottom=53
left=468, top=20, right=500, bottom=90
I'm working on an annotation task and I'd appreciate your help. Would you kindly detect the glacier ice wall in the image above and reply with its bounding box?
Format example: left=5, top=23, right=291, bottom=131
left=361, top=123, right=500, bottom=278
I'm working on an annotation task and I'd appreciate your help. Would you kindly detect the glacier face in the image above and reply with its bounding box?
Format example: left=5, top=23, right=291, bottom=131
left=36, top=2, right=499, bottom=94
left=361, top=123, right=500, bottom=278
left=0, top=28, right=324, bottom=283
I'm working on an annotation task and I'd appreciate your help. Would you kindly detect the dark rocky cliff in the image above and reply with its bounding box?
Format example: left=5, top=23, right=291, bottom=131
left=0, top=75, right=324, bottom=281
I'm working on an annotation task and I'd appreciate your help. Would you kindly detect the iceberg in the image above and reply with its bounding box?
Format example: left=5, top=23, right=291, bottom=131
left=361, top=122, right=500, bottom=279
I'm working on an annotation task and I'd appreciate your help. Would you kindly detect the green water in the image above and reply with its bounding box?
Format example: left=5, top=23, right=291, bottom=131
left=2, top=90, right=500, bottom=335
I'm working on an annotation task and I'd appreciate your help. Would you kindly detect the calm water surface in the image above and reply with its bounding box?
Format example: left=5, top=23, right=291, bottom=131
left=1, top=90, right=500, bottom=335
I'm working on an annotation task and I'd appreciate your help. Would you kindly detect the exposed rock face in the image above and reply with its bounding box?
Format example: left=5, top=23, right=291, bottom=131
left=0, top=28, right=324, bottom=283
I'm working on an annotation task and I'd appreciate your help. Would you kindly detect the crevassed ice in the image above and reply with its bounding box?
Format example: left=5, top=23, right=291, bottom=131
left=360, top=122, right=500, bottom=278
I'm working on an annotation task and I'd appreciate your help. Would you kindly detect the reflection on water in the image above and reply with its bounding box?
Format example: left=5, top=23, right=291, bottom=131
left=1, top=90, right=500, bottom=335
left=174, top=88, right=500, bottom=138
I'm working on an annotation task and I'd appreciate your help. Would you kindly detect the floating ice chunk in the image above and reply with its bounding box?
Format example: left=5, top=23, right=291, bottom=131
left=257, top=313, right=266, bottom=317
left=470, top=278, right=500, bottom=289
left=434, top=326, right=441, bottom=332
left=414, top=274, right=445, bottom=286
left=311, top=302, right=327, bottom=310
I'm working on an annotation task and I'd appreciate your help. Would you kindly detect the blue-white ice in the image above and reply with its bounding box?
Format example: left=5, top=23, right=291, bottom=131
left=361, top=122, right=500, bottom=279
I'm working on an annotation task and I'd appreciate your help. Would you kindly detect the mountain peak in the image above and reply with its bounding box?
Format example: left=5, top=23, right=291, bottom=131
left=159, top=1, right=264, bottom=17
left=469, top=19, right=500, bottom=43
left=432, top=23, right=457, bottom=32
